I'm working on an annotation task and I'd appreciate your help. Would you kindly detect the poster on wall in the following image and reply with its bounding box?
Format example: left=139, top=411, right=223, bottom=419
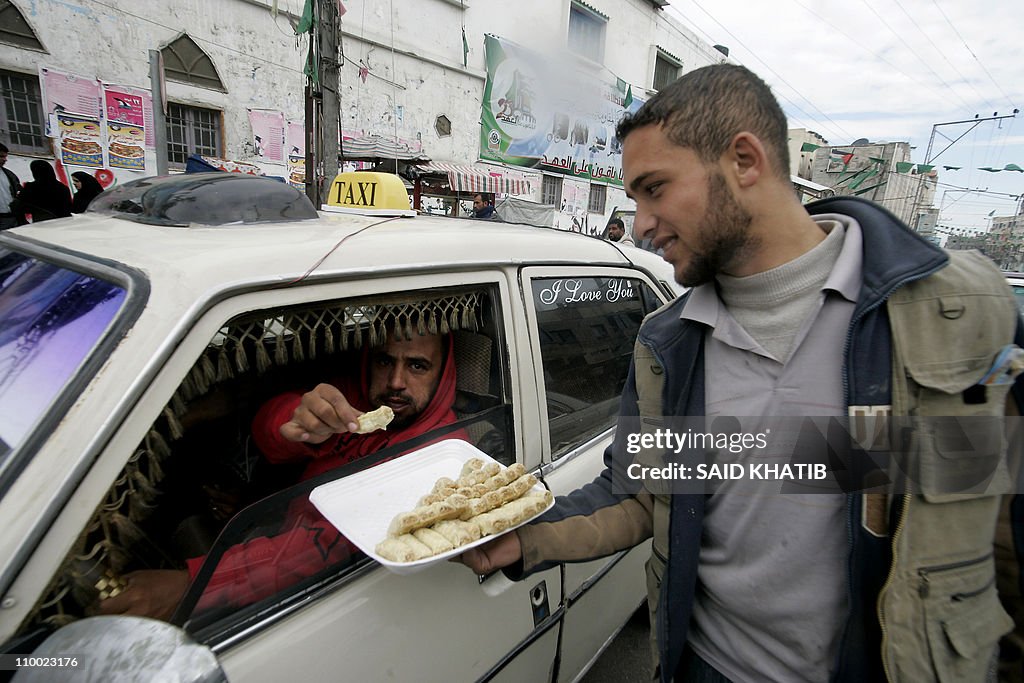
left=57, top=113, right=104, bottom=168
left=248, top=109, right=286, bottom=163
left=557, top=177, right=591, bottom=233
left=103, top=87, right=146, bottom=170
left=286, top=120, right=306, bottom=190
left=479, top=35, right=643, bottom=187
left=39, top=68, right=101, bottom=136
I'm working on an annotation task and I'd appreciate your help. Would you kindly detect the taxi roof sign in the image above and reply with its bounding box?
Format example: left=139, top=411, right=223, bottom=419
left=321, top=172, right=415, bottom=217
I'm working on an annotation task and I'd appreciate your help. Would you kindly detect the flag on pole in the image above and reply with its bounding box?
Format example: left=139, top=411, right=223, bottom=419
left=800, top=142, right=820, bottom=152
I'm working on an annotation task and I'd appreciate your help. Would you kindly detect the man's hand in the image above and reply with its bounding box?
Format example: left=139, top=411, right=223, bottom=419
left=457, top=532, right=523, bottom=574
left=279, top=383, right=362, bottom=444
left=94, top=569, right=190, bottom=622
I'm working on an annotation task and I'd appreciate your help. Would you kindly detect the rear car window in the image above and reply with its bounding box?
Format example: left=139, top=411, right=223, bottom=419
left=0, top=250, right=127, bottom=462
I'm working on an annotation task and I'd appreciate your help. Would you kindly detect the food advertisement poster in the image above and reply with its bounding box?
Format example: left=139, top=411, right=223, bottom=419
left=57, top=113, right=104, bottom=168
left=104, top=88, right=146, bottom=170
left=478, top=35, right=643, bottom=187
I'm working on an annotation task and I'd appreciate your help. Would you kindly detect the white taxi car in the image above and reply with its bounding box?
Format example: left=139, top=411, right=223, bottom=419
left=0, top=172, right=680, bottom=682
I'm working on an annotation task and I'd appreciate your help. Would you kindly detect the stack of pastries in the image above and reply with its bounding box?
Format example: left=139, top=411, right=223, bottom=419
left=375, top=458, right=553, bottom=563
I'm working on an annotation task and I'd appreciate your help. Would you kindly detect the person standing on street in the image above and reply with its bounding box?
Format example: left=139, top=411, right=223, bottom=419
left=71, top=171, right=104, bottom=213
left=606, top=217, right=635, bottom=246
left=471, top=193, right=498, bottom=220
left=460, top=64, right=1024, bottom=683
left=0, top=143, right=23, bottom=230
left=16, top=160, right=72, bottom=223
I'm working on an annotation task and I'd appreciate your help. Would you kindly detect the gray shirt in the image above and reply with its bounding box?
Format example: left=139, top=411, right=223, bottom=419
left=683, top=215, right=864, bottom=683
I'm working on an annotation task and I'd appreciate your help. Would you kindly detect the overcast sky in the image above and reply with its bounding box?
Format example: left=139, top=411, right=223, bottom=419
left=665, top=0, right=1023, bottom=232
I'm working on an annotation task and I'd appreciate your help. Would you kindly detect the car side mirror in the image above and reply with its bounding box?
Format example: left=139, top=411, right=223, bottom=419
left=13, top=616, right=225, bottom=682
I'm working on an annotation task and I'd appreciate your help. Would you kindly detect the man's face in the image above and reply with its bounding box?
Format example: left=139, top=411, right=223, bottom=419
left=608, top=223, right=624, bottom=241
left=368, top=333, right=444, bottom=429
left=473, top=196, right=485, bottom=212
left=0, top=151, right=7, bottom=167
left=623, top=124, right=755, bottom=287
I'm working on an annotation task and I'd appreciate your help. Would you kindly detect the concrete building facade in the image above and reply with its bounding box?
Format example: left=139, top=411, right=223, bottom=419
left=805, top=139, right=937, bottom=230
left=0, top=0, right=726, bottom=228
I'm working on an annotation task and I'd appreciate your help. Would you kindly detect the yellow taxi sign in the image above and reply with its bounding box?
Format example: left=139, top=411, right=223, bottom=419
left=321, top=172, right=415, bottom=217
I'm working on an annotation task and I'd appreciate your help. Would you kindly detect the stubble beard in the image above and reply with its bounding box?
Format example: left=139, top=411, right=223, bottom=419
left=676, top=172, right=757, bottom=287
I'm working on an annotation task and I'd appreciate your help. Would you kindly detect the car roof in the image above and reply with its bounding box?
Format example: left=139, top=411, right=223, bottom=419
left=3, top=209, right=647, bottom=291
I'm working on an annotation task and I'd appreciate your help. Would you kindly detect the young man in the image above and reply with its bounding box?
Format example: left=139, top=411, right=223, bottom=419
left=471, top=193, right=497, bottom=219
left=461, top=64, right=1024, bottom=682
left=98, top=332, right=460, bottom=620
left=606, top=216, right=635, bottom=246
left=0, top=143, right=22, bottom=230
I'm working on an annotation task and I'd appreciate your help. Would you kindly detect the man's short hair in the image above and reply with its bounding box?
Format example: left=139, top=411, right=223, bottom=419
left=607, top=217, right=625, bottom=230
left=616, top=64, right=790, bottom=179
left=0, top=142, right=8, bottom=154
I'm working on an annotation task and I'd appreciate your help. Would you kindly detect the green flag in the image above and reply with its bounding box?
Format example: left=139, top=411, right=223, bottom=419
left=800, top=142, right=820, bottom=152
left=896, top=162, right=914, bottom=173
left=916, top=164, right=934, bottom=173
left=624, top=85, right=633, bottom=109
left=1005, top=163, right=1024, bottom=172
left=943, top=165, right=962, bottom=171
left=462, top=27, right=469, bottom=67
left=296, top=0, right=315, bottom=33
left=979, top=167, right=1001, bottom=172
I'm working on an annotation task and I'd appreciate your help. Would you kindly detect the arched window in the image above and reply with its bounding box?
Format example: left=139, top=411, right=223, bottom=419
left=161, top=34, right=225, bottom=91
left=0, top=0, right=46, bottom=51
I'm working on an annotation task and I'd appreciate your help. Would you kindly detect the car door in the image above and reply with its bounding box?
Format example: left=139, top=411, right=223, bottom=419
left=519, top=266, right=670, bottom=681
left=5, top=270, right=563, bottom=682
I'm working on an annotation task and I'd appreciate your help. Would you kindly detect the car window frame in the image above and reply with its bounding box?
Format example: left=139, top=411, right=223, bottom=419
left=519, top=265, right=669, bottom=465
left=0, top=238, right=149, bottom=498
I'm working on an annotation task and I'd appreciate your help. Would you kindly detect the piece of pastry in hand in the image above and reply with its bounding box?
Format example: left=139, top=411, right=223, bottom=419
left=354, top=405, right=395, bottom=434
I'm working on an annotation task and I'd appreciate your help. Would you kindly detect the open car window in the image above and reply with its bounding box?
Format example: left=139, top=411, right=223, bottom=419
left=18, top=284, right=512, bottom=641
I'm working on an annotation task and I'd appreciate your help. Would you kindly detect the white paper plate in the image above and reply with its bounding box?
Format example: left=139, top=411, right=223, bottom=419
left=309, top=439, right=553, bottom=574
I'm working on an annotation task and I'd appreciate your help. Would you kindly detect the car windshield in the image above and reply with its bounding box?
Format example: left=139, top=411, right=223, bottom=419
left=0, top=250, right=127, bottom=462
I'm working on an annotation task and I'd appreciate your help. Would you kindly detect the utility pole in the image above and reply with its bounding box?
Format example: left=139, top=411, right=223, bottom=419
left=911, top=111, right=1019, bottom=232
left=149, top=50, right=169, bottom=176
left=303, top=0, right=341, bottom=207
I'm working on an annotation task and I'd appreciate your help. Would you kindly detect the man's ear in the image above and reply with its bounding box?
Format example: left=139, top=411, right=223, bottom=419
left=726, top=132, right=767, bottom=189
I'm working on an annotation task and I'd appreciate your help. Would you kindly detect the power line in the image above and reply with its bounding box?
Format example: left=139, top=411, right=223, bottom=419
left=889, top=0, right=995, bottom=111
left=672, top=1, right=855, bottom=143
left=929, top=0, right=1016, bottom=108
left=856, top=0, right=975, bottom=112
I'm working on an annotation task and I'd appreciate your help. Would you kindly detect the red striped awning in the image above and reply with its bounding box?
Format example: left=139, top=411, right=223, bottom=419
left=419, top=162, right=534, bottom=195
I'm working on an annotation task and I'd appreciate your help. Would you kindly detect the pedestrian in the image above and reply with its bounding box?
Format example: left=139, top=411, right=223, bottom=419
left=459, top=64, right=1024, bottom=682
left=16, top=160, right=72, bottom=223
left=471, top=193, right=498, bottom=220
left=0, top=142, right=23, bottom=230
left=70, top=171, right=104, bottom=213
left=606, top=216, right=635, bottom=246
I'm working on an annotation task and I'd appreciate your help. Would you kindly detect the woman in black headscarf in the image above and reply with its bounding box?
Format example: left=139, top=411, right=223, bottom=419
left=71, top=171, right=104, bottom=213
left=15, top=160, right=73, bottom=223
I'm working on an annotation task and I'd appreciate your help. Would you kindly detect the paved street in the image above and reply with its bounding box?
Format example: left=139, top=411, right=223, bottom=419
left=580, top=605, right=652, bottom=683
